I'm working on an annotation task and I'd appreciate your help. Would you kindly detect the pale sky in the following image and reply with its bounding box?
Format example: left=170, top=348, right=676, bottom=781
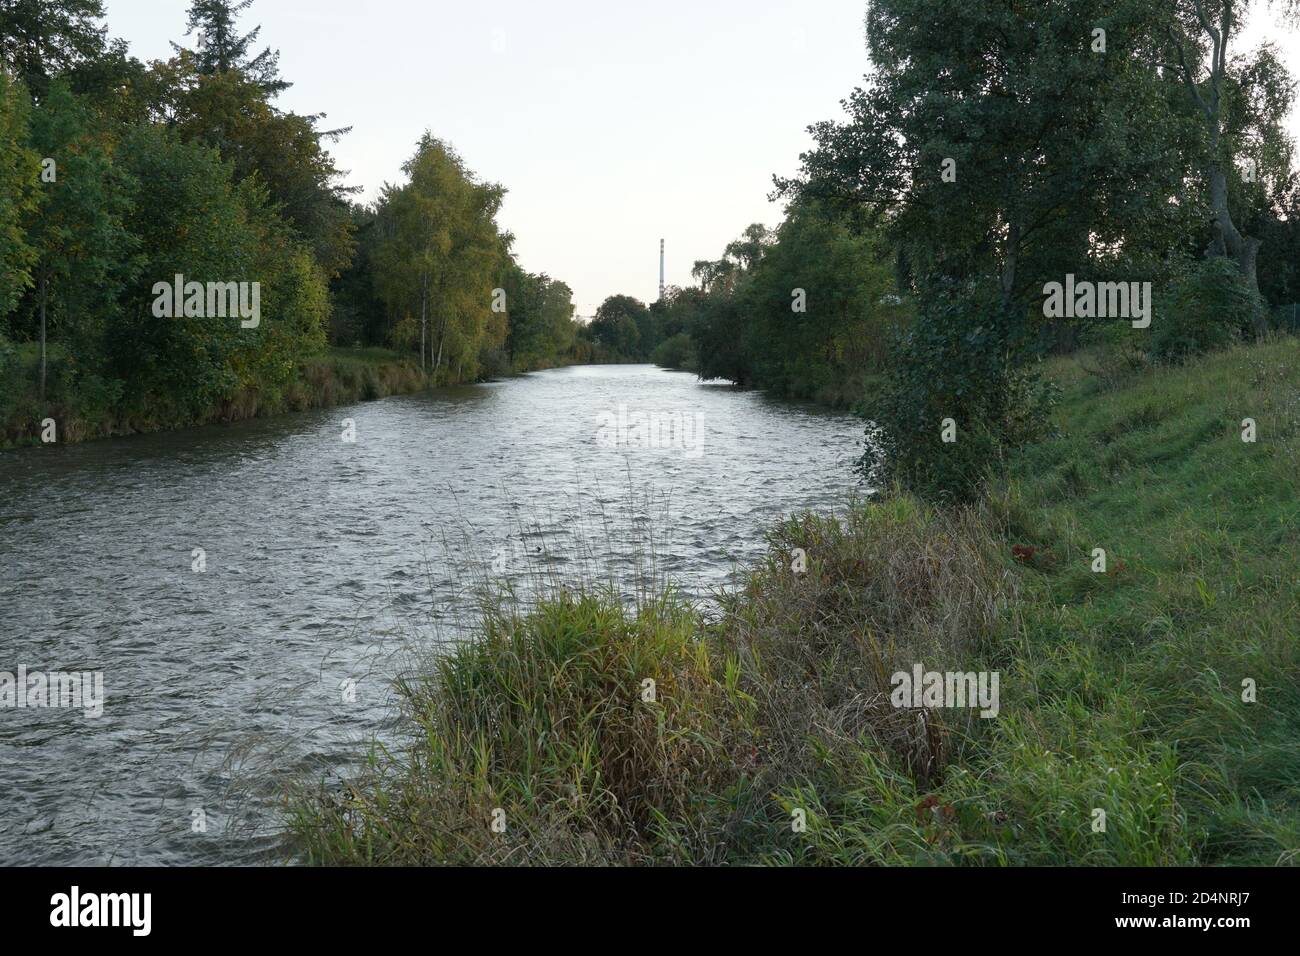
left=104, top=1, right=1300, bottom=316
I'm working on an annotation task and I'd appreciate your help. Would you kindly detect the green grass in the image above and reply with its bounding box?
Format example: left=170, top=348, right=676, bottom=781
left=980, top=337, right=1300, bottom=865
left=290, top=336, right=1300, bottom=866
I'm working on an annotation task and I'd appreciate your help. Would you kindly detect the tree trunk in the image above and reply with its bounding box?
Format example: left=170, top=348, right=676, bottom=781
left=420, top=287, right=428, bottom=374
left=1207, top=165, right=1268, bottom=337
left=1000, top=213, right=1021, bottom=324
left=39, top=274, right=47, bottom=404
left=1173, top=6, right=1268, bottom=339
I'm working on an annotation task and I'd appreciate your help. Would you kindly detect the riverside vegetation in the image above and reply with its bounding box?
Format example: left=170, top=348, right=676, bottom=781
left=0, top=0, right=591, bottom=448
left=5, top=2, right=1297, bottom=865
left=290, top=336, right=1299, bottom=866
left=291, top=0, right=1300, bottom=866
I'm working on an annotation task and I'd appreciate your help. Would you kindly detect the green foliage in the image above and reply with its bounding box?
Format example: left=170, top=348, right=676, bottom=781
left=369, top=134, right=506, bottom=382
left=179, top=0, right=287, bottom=94
left=155, top=53, right=354, bottom=276
left=107, top=125, right=257, bottom=413
left=290, top=590, right=754, bottom=865
left=22, top=79, right=132, bottom=385
left=0, top=331, right=18, bottom=409
left=0, top=0, right=107, bottom=99
left=0, top=70, right=39, bottom=316
left=628, top=208, right=898, bottom=403
left=741, top=203, right=898, bottom=401
left=689, top=286, right=751, bottom=384
left=650, top=332, right=695, bottom=371
left=586, top=294, right=649, bottom=361
left=784, top=0, right=1200, bottom=290
left=862, top=285, right=1057, bottom=501
left=1151, top=257, right=1264, bottom=364
left=500, top=262, right=576, bottom=371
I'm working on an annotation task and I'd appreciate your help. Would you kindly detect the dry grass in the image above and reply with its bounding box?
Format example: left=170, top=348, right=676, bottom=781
left=288, top=494, right=1013, bottom=864
left=719, top=495, right=1015, bottom=789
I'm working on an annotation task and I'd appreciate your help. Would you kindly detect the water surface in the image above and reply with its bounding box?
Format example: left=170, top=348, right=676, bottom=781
left=0, top=364, right=860, bottom=864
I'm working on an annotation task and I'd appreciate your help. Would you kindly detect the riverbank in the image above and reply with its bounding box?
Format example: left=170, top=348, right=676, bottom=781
left=651, top=358, right=884, bottom=412
left=290, top=336, right=1299, bottom=865
left=0, top=346, right=429, bottom=448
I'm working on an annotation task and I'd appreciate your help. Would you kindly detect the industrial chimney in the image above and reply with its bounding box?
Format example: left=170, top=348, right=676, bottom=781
left=659, top=239, right=665, bottom=301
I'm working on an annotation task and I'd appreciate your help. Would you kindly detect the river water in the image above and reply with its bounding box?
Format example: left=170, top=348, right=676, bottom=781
left=0, top=364, right=861, bottom=865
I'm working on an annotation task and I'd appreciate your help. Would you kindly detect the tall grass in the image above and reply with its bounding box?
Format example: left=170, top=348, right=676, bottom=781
left=290, top=336, right=1300, bottom=866
left=288, top=496, right=1015, bottom=864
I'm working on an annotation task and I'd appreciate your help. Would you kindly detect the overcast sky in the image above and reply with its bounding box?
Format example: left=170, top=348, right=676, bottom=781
left=105, top=1, right=1300, bottom=316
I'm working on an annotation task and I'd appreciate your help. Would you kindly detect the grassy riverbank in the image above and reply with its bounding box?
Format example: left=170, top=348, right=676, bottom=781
left=290, top=337, right=1299, bottom=866
left=0, top=346, right=428, bottom=448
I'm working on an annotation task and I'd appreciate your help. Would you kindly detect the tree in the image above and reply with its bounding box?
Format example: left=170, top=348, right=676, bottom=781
left=501, top=261, right=576, bottom=371
left=22, top=80, right=131, bottom=403
left=723, top=223, right=772, bottom=272
left=589, top=295, right=649, bottom=359
left=776, top=0, right=1206, bottom=497
left=0, top=69, right=39, bottom=320
left=330, top=202, right=384, bottom=346
left=742, top=202, right=896, bottom=399
left=0, top=0, right=107, bottom=100
left=689, top=287, right=750, bottom=385
left=691, top=257, right=736, bottom=293
left=1168, top=0, right=1297, bottom=332
left=157, top=50, right=354, bottom=276
left=371, top=134, right=505, bottom=382
left=178, top=0, right=287, bottom=95
left=782, top=0, right=1197, bottom=316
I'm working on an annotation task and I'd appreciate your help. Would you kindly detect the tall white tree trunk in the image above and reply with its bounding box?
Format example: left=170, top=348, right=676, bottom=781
left=1174, top=2, right=1267, bottom=337
left=420, top=286, right=428, bottom=374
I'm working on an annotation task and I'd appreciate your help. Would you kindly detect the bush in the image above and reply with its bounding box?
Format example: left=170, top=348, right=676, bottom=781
left=1150, top=258, right=1262, bottom=364
left=290, top=590, right=754, bottom=865
left=289, top=495, right=1015, bottom=865
left=0, top=333, right=18, bottom=412
left=650, top=332, right=696, bottom=371
left=860, top=285, right=1056, bottom=501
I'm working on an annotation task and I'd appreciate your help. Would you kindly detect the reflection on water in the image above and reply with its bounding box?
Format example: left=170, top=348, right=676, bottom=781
left=0, top=364, right=861, bottom=864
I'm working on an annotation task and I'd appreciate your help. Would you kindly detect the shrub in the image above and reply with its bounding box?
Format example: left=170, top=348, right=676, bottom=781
left=476, top=346, right=512, bottom=380
left=650, top=332, right=696, bottom=371
left=860, top=285, right=1056, bottom=501
left=290, top=590, right=754, bottom=865
left=1150, top=258, right=1262, bottom=364
left=0, top=333, right=18, bottom=412
left=724, top=497, right=1014, bottom=791
left=290, top=496, right=1013, bottom=865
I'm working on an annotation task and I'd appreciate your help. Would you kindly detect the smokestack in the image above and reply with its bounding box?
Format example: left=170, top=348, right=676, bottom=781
left=659, top=239, right=665, bottom=301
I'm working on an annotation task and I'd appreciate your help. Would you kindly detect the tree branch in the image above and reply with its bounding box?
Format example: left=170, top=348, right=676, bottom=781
left=1169, top=26, right=1214, bottom=121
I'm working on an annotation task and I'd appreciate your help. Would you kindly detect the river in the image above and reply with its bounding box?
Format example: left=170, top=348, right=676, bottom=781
left=0, top=364, right=861, bottom=865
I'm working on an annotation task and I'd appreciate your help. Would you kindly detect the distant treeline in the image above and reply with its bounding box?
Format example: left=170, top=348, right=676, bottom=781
left=605, top=0, right=1300, bottom=499
left=586, top=203, right=906, bottom=408
left=0, top=0, right=582, bottom=442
